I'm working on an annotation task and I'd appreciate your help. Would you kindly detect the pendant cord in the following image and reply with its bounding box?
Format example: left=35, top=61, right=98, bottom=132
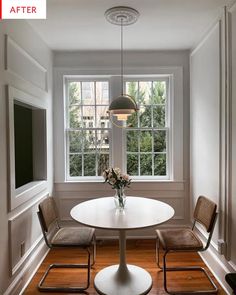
left=121, top=18, right=123, bottom=95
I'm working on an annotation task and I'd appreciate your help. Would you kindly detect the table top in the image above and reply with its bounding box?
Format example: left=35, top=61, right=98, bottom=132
left=70, top=196, right=175, bottom=230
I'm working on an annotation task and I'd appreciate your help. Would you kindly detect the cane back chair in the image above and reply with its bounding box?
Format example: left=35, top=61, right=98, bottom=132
left=156, top=195, right=218, bottom=294
left=37, top=197, right=96, bottom=292
left=225, top=273, right=236, bottom=294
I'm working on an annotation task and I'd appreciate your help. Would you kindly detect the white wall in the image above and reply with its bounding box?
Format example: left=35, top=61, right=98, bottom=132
left=229, top=2, right=236, bottom=267
left=190, top=23, right=220, bottom=243
left=53, top=50, right=190, bottom=236
left=190, top=5, right=236, bottom=293
left=0, top=20, right=53, bottom=294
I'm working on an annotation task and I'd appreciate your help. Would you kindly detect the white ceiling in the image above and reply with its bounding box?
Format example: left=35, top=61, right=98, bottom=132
left=28, top=0, right=234, bottom=51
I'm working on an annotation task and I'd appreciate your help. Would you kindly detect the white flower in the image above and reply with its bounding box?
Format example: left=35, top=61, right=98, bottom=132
left=114, top=167, right=121, bottom=177
left=103, top=167, right=132, bottom=189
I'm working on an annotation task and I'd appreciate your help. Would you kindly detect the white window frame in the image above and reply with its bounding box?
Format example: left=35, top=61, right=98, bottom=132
left=63, top=68, right=182, bottom=182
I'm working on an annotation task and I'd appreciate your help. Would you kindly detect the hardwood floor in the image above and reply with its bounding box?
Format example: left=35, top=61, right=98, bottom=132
left=24, top=239, right=226, bottom=294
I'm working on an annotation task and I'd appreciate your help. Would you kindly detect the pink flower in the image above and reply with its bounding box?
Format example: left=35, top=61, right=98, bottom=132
left=103, top=167, right=132, bottom=189
left=122, top=174, right=129, bottom=181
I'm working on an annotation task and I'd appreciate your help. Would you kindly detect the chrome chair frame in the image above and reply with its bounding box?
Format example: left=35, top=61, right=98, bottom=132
left=37, top=201, right=96, bottom=293
left=156, top=211, right=218, bottom=294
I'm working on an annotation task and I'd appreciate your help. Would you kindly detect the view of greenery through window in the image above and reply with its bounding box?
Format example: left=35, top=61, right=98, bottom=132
left=67, top=81, right=110, bottom=177
left=66, top=78, right=168, bottom=178
left=126, top=80, right=168, bottom=176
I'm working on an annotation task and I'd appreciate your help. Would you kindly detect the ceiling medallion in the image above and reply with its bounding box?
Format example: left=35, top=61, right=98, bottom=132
left=105, top=6, right=139, bottom=26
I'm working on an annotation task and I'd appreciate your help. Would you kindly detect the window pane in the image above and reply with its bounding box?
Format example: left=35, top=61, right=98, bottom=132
left=126, top=82, right=138, bottom=100
left=127, top=154, right=139, bottom=176
left=82, top=82, right=95, bottom=105
left=140, top=106, right=152, bottom=127
left=97, top=154, right=109, bottom=176
left=140, top=154, right=152, bottom=175
left=140, top=131, right=152, bottom=152
left=69, top=131, right=83, bottom=153
left=154, top=154, right=166, bottom=176
left=154, top=130, right=166, bottom=152
left=69, top=105, right=82, bottom=128
left=127, top=112, right=138, bottom=128
left=96, top=82, right=109, bottom=105
left=96, top=106, right=109, bottom=128
left=152, top=81, right=166, bottom=104
left=84, top=130, right=96, bottom=153
left=97, top=131, right=109, bottom=150
left=139, top=81, right=152, bottom=105
left=69, top=154, right=82, bottom=176
left=153, top=105, right=166, bottom=127
left=82, top=106, right=95, bottom=128
left=84, top=154, right=96, bottom=176
left=69, top=82, right=81, bottom=105
left=127, top=130, right=138, bottom=152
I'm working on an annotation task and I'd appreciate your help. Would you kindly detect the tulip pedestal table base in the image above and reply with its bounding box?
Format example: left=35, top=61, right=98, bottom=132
left=70, top=197, right=174, bottom=295
left=94, top=230, right=152, bottom=295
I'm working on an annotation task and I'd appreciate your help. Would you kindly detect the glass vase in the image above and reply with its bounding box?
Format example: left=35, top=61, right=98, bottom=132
left=114, top=187, right=126, bottom=209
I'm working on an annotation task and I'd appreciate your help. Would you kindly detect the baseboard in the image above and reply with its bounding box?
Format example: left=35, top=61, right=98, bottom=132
left=19, top=246, right=49, bottom=295
left=3, top=239, right=49, bottom=295
left=196, top=228, right=236, bottom=294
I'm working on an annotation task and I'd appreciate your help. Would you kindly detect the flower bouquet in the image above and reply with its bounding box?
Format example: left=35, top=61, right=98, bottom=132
left=103, top=168, right=131, bottom=209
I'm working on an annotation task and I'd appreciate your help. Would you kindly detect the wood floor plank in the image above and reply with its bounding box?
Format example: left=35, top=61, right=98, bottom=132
left=24, top=239, right=226, bottom=294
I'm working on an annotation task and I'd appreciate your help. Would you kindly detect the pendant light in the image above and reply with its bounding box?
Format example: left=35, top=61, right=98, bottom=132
left=105, top=6, right=139, bottom=122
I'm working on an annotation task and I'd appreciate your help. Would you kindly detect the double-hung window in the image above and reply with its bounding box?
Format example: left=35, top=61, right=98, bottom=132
left=65, top=76, right=171, bottom=180
left=65, top=79, right=110, bottom=179
left=125, top=79, right=169, bottom=178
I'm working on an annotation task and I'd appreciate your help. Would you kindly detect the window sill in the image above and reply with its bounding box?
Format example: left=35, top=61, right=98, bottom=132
left=66, top=177, right=104, bottom=183
left=65, top=177, right=184, bottom=183
left=15, top=180, right=47, bottom=197
left=11, top=180, right=47, bottom=210
left=55, top=180, right=185, bottom=192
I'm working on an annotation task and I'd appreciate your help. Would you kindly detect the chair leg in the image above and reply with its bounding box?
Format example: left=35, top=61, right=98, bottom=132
left=163, top=250, right=168, bottom=292
left=162, top=251, right=218, bottom=294
left=155, top=237, right=163, bottom=269
left=91, top=234, right=96, bottom=267
left=38, top=249, right=91, bottom=292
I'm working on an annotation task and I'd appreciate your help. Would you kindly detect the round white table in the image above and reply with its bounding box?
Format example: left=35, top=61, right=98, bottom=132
left=70, top=196, right=174, bottom=295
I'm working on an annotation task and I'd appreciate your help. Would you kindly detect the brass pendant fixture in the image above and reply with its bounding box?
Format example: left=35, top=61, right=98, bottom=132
left=105, top=6, right=139, bottom=122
